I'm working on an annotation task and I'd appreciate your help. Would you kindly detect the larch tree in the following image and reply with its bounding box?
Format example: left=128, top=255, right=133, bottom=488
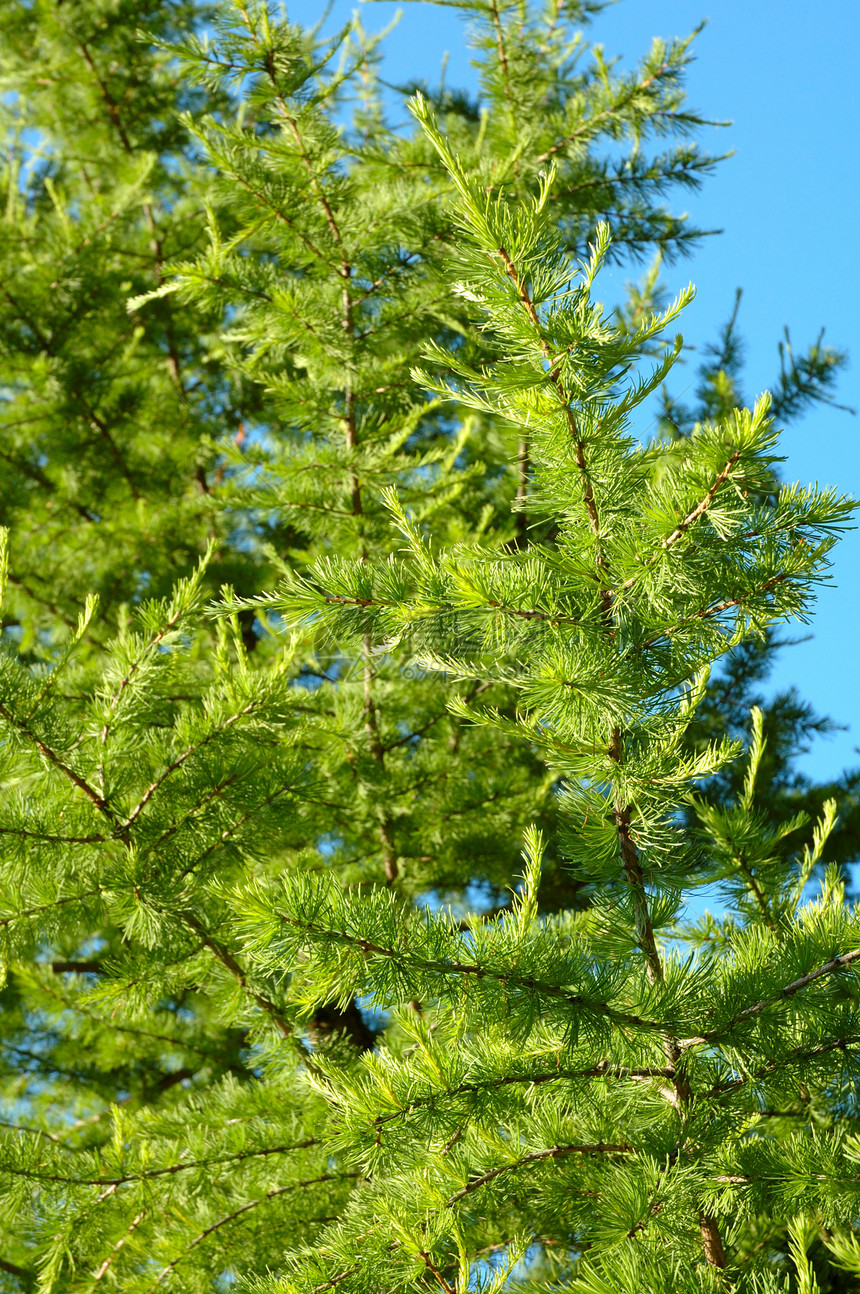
left=0, top=2, right=857, bottom=1291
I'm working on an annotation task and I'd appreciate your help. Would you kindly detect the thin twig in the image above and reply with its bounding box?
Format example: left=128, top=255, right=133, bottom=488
left=682, top=949, right=860, bottom=1049
left=92, top=1210, right=147, bottom=1283
left=446, top=1142, right=631, bottom=1206
left=150, top=1177, right=357, bottom=1287
left=121, top=703, right=257, bottom=831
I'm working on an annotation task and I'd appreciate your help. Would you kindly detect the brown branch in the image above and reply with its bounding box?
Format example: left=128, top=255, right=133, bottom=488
left=93, top=1210, right=147, bottom=1282
left=275, top=910, right=666, bottom=1034
left=317, top=590, right=584, bottom=629
left=0, top=827, right=106, bottom=844
left=661, top=451, right=743, bottom=550
left=0, top=445, right=97, bottom=523
left=0, top=887, right=105, bottom=930
left=606, top=738, right=726, bottom=1262
left=140, top=776, right=240, bottom=854
left=486, top=599, right=580, bottom=626
left=0, top=702, right=114, bottom=821
left=489, top=0, right=511, bottom=88
left=682, top=949, right=860, bottom=1050
left=709, top=1035, right=860, bottom=1099
left=49, top=205, right=124, bottom=285
left=5, top=572, right=77, bottom=630
left=698, top=1212, right=727, bottom=1269
left=381, top=682, right=492, bottom=753
left=311, top=1265, right=361, bottom=1293
left=101, top=602, right=188, bottom=753
left=5, top=274, right=137, bottom=507
left=535, top=63, right=670, bottom=164
left=150, top=1176, right=357, bottom=1287
left=605, top=751, right=716, bottom=1260
left=512, top=436, right=530, bottom=548
left=225, top=169, right=333, bottom=265
left=372, top=1063, right=674, bottom=1130
left=734, top=854, right=777, bottom=930
left=494, top=133, right=735, bottom=1277
left=174, top=782, right=300, bottom=882
left=420, top=1250, right=456, bottom=1294
left=474, top=237, right=714, bottom=1294
left=496, top=244, right=613, bottom=623
left=638, top=572, right=790, bottom=653
left=33, top=973, right=220, bottom=1064
left=180, top=911, right=299, bottom=1048
left=252, top=25, right=399, bottom=895
left=257, top=40, right=346, bottom=255
left=5, top=1140, right=319, bottom=1187
left=609, top=734, right=663, bottom=988
left=3, top=288, right=51, bottom=348
left=361, top=637, right=397, bottom=883
left=98, top=601, right=193, bottom=792
left=614, top=449, right=743, bottom=597
left=351, top=248, right=423, bottom=307
left=78, top=43, right=133, bottom=152
left=0, top=1258, right=31, bottom=1281
left=120, top=702, right=257, bottom=831
left=84, top=406, right=140, bottom=502
left=0, top=1119, right=64, bottom=1145
left=446, top=1142, right=632, bottom=1206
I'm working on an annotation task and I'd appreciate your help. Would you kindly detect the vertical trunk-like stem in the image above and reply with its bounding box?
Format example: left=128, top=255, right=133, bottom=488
left=497, top=246, right=611, bottom=618
left=609, top=726, right=727, bottom=1270
left=513, top=437, right=530, bottom=547
left=495, top=241, right=728, bottom=1271
left=362, top=634, right=397, bottom=884
left=614, top=804, right=663, bottom=986
left=698, top=1214, right=727, bottom=1269
left=341, top=280, right=397, bottom=885
left=608, top=729, right=663, bottom=986
left=255, top=39, right=402, bottom=902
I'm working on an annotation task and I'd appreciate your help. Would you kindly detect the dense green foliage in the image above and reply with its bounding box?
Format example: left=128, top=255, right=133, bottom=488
left=0, top=2, right=858, bottom=1290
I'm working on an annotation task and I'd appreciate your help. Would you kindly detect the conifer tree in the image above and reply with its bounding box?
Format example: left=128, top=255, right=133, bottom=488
left=0, top=0, right=252, bottom=641
left=657, top=295, right=860, bottom=872
left=218, top=106, right=857, bottom=1290
left=0, top=3, right=858, bottom=1291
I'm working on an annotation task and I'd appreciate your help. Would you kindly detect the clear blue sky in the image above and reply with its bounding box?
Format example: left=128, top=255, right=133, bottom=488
left=293, top=0, right=859, bottom=784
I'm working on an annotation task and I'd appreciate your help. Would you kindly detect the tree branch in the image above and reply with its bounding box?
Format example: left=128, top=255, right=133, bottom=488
left=180, top=911, right=300, bottom=1049
left=93, top=1210, right=147, bottom=1282
left=150, top=1176, right=356, bottom=1287
left=121, top=702, right=257, bottom=831
left=275, top=910, right=667, bottom=1034
left=682, top=949, right=860, bottom=1049
left=372, top=1064, right=674, bottom=1131
left=446, top=1142, right=632, bottom=1206
left=496, top=244, right=613, bottom=623
left=535, top=62, right=671, bottom=164
left=0, top=703, right=114, bottom=820
left=638, top=572, right=790, bottom=652
left=4, top=1140, right=320, bottom=1188
left=614, top=448, right=743, bottom=597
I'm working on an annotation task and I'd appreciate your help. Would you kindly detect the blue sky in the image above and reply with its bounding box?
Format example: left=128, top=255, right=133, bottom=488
left=292, top=0, right=859, bottom=784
